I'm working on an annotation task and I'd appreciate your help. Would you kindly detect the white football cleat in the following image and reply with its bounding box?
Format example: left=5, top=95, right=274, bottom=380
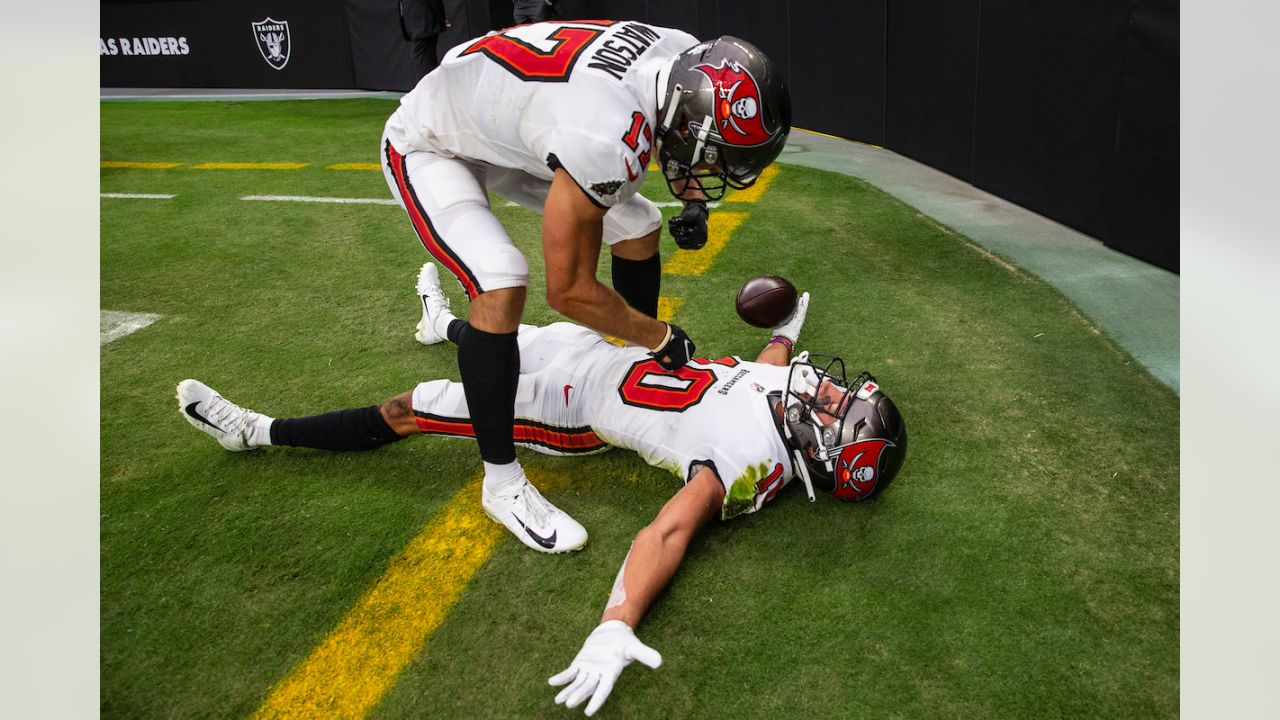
left=415, top=262, right=453, bottom=345
left=176, top=379, right=263, bottom=452
left=482, top=478, right=588, bottom=553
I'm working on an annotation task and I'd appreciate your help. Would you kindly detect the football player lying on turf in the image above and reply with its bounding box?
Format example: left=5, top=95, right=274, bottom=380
left=176, top=262, right=907, bottom=716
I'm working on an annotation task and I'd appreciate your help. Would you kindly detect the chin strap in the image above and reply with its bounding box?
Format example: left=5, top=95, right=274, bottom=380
left=655, top=84, right=683, bottom=180
left=655, top=53, right=679, bottom=112
left=655, top=51, right=682, bottom=141
left=782, top=351, right=819, bottom=502
left=690, top=114, right=714, bottom=168
left=791, top=448, right=817, bottom=502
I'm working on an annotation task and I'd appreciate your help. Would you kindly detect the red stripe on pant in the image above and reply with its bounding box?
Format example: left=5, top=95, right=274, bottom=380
left=415, top=415, right=606, bottom=453
left=514, top=423, right=606, bottom=453
left=385, top=141, right=481, bottom=299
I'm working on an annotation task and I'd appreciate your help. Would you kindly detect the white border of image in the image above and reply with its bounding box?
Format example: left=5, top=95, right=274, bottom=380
left=4, top=0, right=1275, bottom=715
left=1, top=0, right=101, bottom=716
left=1181, top=1, right=1280, bottom=716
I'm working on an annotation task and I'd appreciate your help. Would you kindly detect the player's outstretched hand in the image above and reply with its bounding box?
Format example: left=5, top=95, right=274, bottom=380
left=669, top=199, right=709, bottom=250
left=549, top=620, right=663, bottom=717
left=772, top=291, right=810, bottom=344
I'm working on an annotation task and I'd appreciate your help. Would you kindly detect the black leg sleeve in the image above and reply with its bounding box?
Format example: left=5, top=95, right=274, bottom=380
left=270, top=406, right=404, bottom=451
left=456, top=324, right=519, bottom=464
left=611, top=252, right=661, bottom=318
left=445, top=318, right=466, bottom=344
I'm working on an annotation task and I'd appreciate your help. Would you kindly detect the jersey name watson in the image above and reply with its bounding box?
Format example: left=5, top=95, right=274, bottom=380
left=586, top=23, right=663, bottom=80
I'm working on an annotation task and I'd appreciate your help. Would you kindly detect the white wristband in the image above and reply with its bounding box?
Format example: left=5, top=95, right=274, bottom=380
left=648, top=323, right=673, bottom=354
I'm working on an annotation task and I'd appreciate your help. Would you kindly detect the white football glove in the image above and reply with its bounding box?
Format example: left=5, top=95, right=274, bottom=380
left=548, top=620, right=662, bottom=716
left=772, top=291, right=810, bottom=344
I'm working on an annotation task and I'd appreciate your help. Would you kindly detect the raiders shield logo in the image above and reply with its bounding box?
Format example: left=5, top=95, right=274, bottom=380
left=252, top=17, right=291, bottom=70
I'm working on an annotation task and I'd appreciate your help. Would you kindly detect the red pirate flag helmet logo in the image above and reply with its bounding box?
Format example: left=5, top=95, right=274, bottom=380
left=832, top=439, right=896, bottom=501
left=692, top=60, right=776, bottom=147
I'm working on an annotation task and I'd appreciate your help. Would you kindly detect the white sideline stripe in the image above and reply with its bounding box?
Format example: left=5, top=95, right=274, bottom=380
left=241, top=194, right=400, bottom=205
left=101, top=193, right=175, bottom=199
left=101, top=310, right=163, bottom=346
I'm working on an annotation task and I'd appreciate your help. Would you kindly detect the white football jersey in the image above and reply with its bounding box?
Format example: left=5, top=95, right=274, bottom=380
left=571, top=338, right=798, bottom=520
left=385, top=21, right=699, bottom=208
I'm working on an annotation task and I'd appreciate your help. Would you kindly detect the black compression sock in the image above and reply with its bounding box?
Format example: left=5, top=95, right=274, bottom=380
left=611, top=252, right=660, bottom=318
left=446, top=318, right=466, bottom=344
left=269, top=405, right=404, bottom=451
left=456, top=324, right=519, bottom=464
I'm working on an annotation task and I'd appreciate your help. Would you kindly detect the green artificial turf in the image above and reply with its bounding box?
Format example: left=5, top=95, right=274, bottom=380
left=101, top=99, right=1177, bottom=719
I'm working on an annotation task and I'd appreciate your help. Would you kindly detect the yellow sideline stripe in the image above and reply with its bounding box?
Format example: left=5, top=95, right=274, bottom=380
left=252, top=476, right=501, bottom=719
left=326, top=162, right=382, bottom=171
left=662, top=211, right=747, bottom=277
left=193, top=162, right=309, bottom=170
left=100, top=161, right=182, bottom=169
left=724, top=165, right=779, bottom=204
left=657, top=296, right=683, bottom=322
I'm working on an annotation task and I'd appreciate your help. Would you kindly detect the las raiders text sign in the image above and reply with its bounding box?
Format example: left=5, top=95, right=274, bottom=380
left=100, top=0, right=353, bottom=88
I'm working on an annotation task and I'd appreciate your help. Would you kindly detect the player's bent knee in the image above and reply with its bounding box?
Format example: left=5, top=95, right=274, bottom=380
left=470, top=243, right=530, bottom=290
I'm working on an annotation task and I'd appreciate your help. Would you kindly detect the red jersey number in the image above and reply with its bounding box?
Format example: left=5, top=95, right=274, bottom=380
left=458, top=21, right=615, bottom=82
left=621, top=112, right=653, bottom=181
left=616, top=357, right=738, bottom=412
left=755, top=463, right=786, bottom=505
left=617, top=359, right=717, bottom=412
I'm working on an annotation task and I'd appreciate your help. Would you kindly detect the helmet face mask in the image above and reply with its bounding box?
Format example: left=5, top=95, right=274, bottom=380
left=657, top=37, right=791, bottom=201
left=781, top=354, right=908, bottom=502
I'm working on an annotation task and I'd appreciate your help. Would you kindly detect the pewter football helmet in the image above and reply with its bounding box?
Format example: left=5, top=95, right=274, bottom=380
left=656, top=36, right=791, bottom=200
left=781, top=354, right=907, bottom=502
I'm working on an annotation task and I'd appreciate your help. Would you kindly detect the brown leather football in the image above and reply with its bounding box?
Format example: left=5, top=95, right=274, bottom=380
left=735, top=275, right=798, bottom=328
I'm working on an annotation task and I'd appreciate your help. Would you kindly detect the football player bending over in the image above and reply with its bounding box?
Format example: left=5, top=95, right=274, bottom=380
left=176, top=263, right=906, bottom=716
left=381, top=19, right=792, bottom=559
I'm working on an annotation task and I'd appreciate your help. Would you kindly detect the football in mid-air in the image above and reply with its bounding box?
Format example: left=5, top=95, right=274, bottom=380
left=735, top=275, right=798, bottom=328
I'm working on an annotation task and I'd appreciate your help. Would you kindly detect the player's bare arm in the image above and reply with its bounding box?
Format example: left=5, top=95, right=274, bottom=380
left=542, top=169, right=668, bottom=350
left=549, top=467, right=723, bottom=715
left=600, top=467, right=724, bottom=628
left=755, top=340, right=791, bottom=367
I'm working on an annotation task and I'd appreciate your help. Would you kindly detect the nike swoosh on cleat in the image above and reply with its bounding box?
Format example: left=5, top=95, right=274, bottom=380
left=185, top=402, right=226, bottom=433
left=512, top=512, right=557, bottom=549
